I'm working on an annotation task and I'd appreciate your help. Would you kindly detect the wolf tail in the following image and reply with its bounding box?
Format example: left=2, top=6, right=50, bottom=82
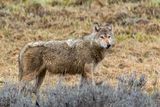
left=18, top=43, right=32, bottom=81
left=18, top=53, right=23, bottom=81
left=18, top=41, right=45, bottom=81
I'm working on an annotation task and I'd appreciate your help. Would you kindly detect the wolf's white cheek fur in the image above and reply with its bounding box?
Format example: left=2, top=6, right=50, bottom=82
left=109, top=36, right=115, bottom=46
left=100, top=40, right=108, bottom=48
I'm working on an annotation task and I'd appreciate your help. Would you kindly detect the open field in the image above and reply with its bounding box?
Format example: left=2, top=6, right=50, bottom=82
left=0, top=0, right=160, bottom=106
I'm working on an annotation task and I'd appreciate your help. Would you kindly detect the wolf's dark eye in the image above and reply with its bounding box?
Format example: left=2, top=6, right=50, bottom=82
left=100, top=35, right=104, bottom=39
left=100, top=34, right=105, bottom=39
left=108, top=36, right=111, bottom=38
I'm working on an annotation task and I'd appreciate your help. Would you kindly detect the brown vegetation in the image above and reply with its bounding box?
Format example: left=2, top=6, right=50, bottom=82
left=0, top=0, right=159, bottom=93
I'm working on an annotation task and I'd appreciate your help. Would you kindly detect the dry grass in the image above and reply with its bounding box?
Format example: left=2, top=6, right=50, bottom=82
left=0, top=0, right=160, bottom=95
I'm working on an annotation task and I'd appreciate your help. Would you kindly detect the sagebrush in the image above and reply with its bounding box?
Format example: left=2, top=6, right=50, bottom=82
left=0, top=74, right=160, bottom=107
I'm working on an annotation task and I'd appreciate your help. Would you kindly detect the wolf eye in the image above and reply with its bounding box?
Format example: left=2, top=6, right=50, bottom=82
left=100, top=34, right=105, bottom=39
left=100, top=35, right=104, bottom=39
left=108, top=36, right=111, bottom=38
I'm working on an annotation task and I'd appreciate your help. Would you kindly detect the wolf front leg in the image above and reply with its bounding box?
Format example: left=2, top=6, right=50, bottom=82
left=80, top=63, right=96, bottom=87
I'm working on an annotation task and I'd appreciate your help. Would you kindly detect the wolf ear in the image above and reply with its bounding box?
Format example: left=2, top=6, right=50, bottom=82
left=105, top=23, right=113, bottom=31
left=93, top=22, right=100, bottom=32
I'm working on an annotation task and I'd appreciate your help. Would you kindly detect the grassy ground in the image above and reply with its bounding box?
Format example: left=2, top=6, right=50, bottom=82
left=0, top=0, right=160, bottom=95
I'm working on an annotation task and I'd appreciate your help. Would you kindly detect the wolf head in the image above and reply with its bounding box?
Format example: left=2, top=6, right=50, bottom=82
left=92, top=22, right=115, bottom=49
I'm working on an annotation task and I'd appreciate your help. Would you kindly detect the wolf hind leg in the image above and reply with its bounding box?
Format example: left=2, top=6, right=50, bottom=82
left=34, top=70, right=46, bottom=107
left=33, top=65, right=46, bottom=107
left=33, top=68, right=46, bottom=94
left=18, top=70, right=39, bottom=97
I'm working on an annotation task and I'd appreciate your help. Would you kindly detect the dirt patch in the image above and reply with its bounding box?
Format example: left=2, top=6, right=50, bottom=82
left=106, top=11, right=129, bottom=25
left=131, top=4, right=160, bottom=19
left=26, top=3, right=50, bottom=17
left=146, top=23, right=160, bottom=35
left=107, top=0, right=148, bottom=4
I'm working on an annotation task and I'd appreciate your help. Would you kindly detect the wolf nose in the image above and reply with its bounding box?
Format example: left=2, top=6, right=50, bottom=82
left=107, top=44, right=111, bottom=49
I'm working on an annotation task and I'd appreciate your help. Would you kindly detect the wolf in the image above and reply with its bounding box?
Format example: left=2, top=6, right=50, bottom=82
left=18, top=22, right=115, bottom=93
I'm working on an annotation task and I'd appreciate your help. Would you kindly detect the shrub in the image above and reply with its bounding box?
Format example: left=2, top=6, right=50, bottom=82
left=0, top=73, right=159, bottom=107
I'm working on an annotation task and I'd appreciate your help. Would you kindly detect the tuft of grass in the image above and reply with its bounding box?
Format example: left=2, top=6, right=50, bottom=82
left=116, top=34, right=130, bottom=42
left=149, top=0, right=160, bottom=7
left=116, top=33, right=158, bottom=43
left=24, top=0, right=52, bottom=5
left=134, top=33, right=157, bottom=42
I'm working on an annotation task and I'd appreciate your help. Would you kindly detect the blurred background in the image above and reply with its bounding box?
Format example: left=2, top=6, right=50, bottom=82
left=0, top=0, right=160, bottom=92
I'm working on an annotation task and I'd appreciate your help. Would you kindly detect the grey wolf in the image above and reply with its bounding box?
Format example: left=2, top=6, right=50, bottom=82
left=18, top=22, right=115, bottom=93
